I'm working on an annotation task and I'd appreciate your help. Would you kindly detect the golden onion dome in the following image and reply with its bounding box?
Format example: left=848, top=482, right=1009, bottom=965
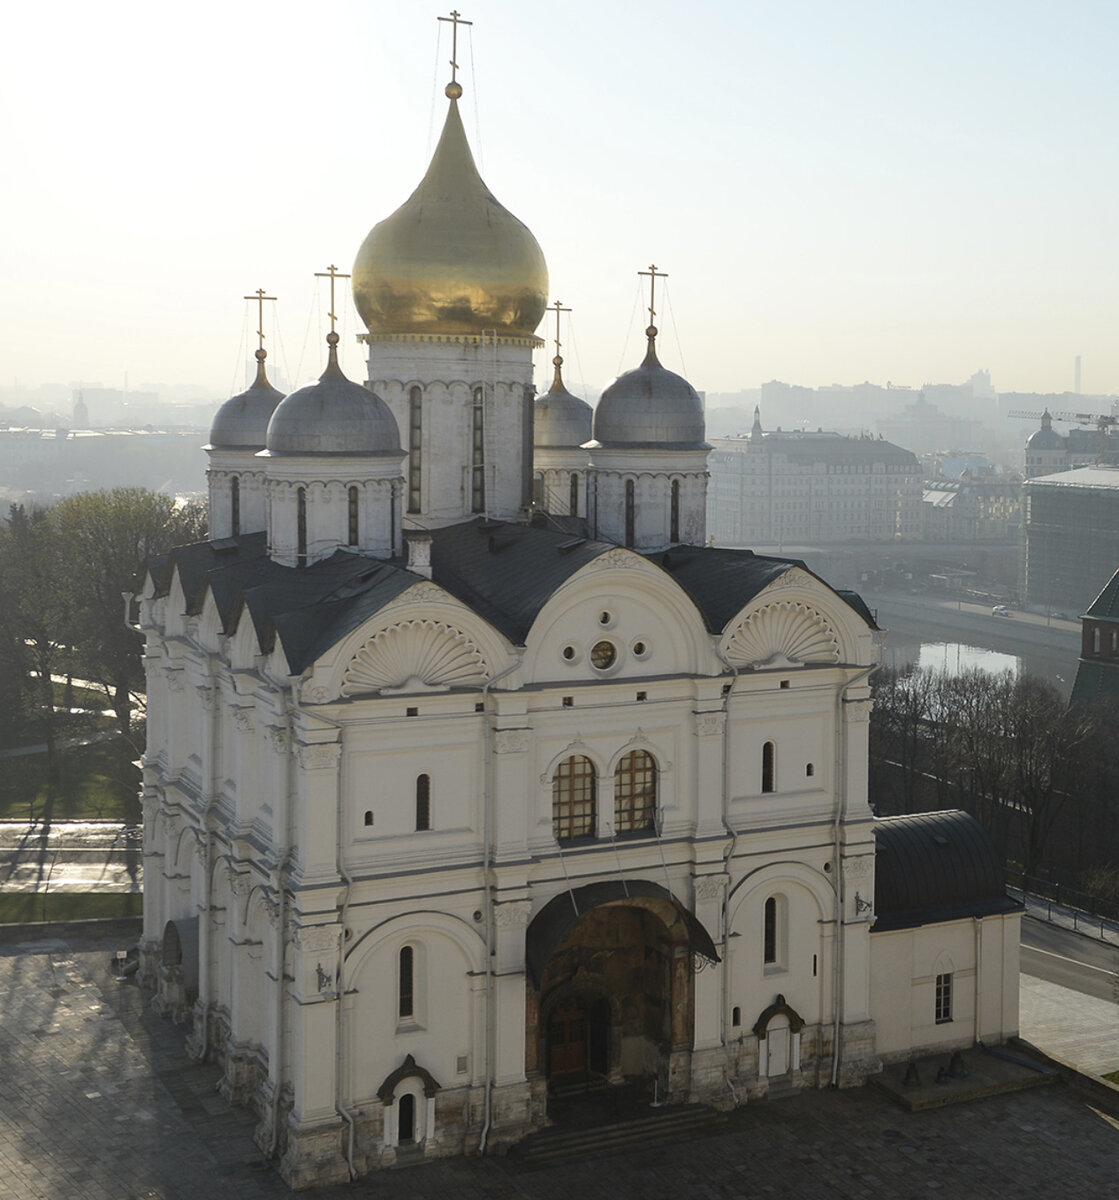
left=352, top=91, right=547, bottom=341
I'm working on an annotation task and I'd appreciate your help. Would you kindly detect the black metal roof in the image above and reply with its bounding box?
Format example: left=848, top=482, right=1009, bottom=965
left=143, top=518, right=877, bottom=676
left=872, top=810, right=1020, bottom=931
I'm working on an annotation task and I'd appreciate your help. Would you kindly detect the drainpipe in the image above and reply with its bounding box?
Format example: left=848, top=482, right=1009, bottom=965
left=267, top=679, right=298, bottom=1158
left=713, top=651, right=741, bottom=1061
left=829, top=665, right=874, bottom=1088
left=973, top=916, right=983, bottom=1046
left=478, top=661, right=518, bottom=1158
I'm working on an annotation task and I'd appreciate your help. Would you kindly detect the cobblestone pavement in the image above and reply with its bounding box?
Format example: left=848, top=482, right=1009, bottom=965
left=2, top=930, right=1119, bottom=1200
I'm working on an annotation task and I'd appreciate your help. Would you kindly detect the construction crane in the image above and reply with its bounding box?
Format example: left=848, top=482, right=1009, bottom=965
left=1008, top=408, right=1119, bottom=464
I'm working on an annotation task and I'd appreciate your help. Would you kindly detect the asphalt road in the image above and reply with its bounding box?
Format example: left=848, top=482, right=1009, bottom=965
left=1021, top=915, right=1119, bottom=1002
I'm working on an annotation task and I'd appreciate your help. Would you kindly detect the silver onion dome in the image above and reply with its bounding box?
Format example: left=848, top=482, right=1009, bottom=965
left=265, top=334, right=402, bottom=456
left=592, top=327, right=707, bottom=449
left=534, top=356, right=592, bottom=448
left=208, top=349, right=285, bottom=450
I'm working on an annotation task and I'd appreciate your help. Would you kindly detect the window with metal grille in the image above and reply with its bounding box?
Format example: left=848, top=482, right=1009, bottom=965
left=614, top=749, right=656, bottom=833
left=347, top=486, right=359, bottom=546
left=552, top=755, right=596, bottom=841
left=415, top=774, right=431, bottom=831
left=399, top=945, right=414, bottom=1019
left=408, top=386, right=422, bottom=513
left=471, top=385, right=486, bottom=513
left=935, top=972, right=952, bottom=1023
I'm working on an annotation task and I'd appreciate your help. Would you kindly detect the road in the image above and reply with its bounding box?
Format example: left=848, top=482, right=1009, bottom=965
left=1021, top=915, right=1119, bottom=1002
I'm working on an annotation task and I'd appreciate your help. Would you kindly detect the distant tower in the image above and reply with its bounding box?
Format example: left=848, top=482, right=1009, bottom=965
left=72, top=391, right=89, bottom=429
left=1075, top=355, right=1082, bottom=395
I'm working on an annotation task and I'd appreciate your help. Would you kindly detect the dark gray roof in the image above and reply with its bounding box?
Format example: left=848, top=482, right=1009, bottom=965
left=1085, top=566, right=1119, bottom=620
left=146, top=519, right=877, bottom=676
left=1070, top=659, right=1119, bottom=707
left=872, top=810, right=1020, bottom=931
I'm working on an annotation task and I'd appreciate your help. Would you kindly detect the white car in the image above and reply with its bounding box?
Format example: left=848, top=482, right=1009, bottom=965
left=991, top=605, right=1010, bottom=617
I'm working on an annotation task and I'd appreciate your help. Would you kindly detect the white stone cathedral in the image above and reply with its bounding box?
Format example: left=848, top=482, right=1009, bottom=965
left=138, top=32, right=1020, bottom=1190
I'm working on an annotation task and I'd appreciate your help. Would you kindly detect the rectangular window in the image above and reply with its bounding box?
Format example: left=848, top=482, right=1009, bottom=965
left=935, top=972, right=952, bottom=1024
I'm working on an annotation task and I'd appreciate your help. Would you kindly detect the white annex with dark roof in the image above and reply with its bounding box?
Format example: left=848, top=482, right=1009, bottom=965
left=138, top=24, right=1021, bottom=1189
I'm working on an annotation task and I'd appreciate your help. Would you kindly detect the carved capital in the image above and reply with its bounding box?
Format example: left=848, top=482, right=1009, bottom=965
left=232, top=707, right=255, bottom=734
left=297, top=742, right=342, bottom=771
left=166, top=669, right=185, bottom=693
left=196, top=685, right=217, bottom=712
left=695, top=712, right=725, bottom=738
left=493, top=900, right=533, bottom=928
left=693, top=873, right=729, bottom=902
left=494, top=729, right=531, bottom=755
left=266, top=725, right=289, bottom=755
left=291, top=924, right=340, bottom=954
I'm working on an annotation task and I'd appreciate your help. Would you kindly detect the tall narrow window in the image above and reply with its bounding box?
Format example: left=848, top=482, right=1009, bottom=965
left=670, top=478, right=680, bottom=543
left=347, top=486, right=359, bottom=546
left=570, top=473, right=580, bottom=517
left=1094, top=627, right=1101, bottom=655
left=762, top=741, right=775, bottom=793
left=471, top=385, right=486, bottom=514
left=552, top=755, right=596, bottom=841
left=230, top=477, right=240, bottom=536
left=399, top=945, right=414, bottom=1019
left=408, top=386, right=422, bottom=513
left=935, top=972, right=953, bottom=1023
left=624, top=479, right=635, bottom=548
left=763, top=896, right=778, bottom=964
left=296, top=487, right=307, bottom=563
left=415, top=774, right=431, bottom=831
left=614, top=749, right=656, bottom=833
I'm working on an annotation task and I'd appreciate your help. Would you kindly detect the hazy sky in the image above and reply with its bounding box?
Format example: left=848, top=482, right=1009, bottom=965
left=4, top=0, right=1118, bottom=403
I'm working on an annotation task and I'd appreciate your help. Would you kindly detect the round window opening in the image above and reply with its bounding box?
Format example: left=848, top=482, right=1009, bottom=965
left=590, top=640, right=617, bottom=670
left=599, top=610, right=612, bottom=626
left=633, top=640, right=647, bottom=657
left=562, top=645, right=576, bottom=661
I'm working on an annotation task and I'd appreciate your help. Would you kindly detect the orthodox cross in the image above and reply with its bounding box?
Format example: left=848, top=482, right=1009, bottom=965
left=438, top=10, right=472, bottom=85
left=243, top=288, right=276, bottom=351
left=549, top=300, right=571, bottom=359
left=314, top=265, right=350, bottom=334
left=638, top=264, right=667, bottom=327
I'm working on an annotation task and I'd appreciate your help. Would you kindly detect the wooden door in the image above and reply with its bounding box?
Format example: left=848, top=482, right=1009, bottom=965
left=548, top=995, right=588, bottom=1075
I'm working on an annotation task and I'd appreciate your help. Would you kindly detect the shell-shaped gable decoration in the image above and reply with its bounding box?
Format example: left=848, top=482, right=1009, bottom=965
left=724, top=601, right=840, bottom=669
left=342, top=619, right=489, bottom=695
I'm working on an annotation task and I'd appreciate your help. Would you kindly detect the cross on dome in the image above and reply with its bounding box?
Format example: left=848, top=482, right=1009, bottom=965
left=438, top=9, right=473, bottom=98
left=243, top=287, right=276, bottom=353
left=315, top=265, right=351, bottom=335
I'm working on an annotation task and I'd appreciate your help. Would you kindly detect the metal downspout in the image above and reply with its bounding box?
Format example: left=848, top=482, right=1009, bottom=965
left=196, top=657, right=221, bottom=1062
left=714, top=652, right=741, bottom=1063
left=478, top=661, right=517, bottom=1158
left=830, top=665, right=874, bottom=1088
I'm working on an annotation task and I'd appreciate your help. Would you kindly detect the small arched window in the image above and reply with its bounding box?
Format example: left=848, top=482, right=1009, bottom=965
left=762, top=741, right=776, bottom=793
left=614, top=749, right=657, bottom=834
left=552, top=755, right=596, bottom=841
left=415, top=774, right=431, bottom=831
left=764, top=896, right=778, bottom=964
left=1094, top=627, right=1102, bottom=655
left=230, top=476, right=240, bottom=537
left=624, top=479, right=635, bottom=548
left=398, top=945, right=414, bottom=1019
left=347, top=486, right=359, bottom=546
left=296, top=487, right=307, bottom=563
left=670, top=478, right=680, bottom=543
left=570, top=473, right=580, bottom=517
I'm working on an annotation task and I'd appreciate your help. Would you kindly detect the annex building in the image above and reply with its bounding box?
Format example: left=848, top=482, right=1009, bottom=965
left=137, top=27, right=1020, bottom=1189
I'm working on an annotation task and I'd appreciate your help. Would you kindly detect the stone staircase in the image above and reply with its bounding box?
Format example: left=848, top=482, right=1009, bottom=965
left=510, top=1102, right=728, bottom=1170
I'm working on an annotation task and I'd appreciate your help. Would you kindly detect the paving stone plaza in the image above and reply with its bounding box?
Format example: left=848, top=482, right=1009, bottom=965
left=1, top=925, right=1118, bottom=1199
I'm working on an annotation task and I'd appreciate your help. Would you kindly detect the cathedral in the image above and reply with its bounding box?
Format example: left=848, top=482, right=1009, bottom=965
left=137, top=23, right=1021, bottom=1189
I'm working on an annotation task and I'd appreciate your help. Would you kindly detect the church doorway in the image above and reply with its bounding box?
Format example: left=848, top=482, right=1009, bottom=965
left=397, top=1093, right=415, bottom=1143
left=546, top=994, right=611, bottom=1077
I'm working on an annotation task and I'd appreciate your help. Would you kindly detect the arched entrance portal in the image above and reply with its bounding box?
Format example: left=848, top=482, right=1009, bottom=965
left=527, top=883, right=718, bottom=1100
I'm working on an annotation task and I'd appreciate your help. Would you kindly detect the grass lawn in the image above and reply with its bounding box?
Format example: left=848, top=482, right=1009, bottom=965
left=0, top=892, right=142, bottom=924
left=0, top=738, right=138, bottom=823
left=1105, top=1069, right=1119, bottom=1086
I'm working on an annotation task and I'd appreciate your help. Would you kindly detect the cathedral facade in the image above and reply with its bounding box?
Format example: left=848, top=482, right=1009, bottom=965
left=138, top=44, right=1020, bottom=1190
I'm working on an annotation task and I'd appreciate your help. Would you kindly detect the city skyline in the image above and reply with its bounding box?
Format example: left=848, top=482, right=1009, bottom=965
left=4, top=0, right=1118, bottom=402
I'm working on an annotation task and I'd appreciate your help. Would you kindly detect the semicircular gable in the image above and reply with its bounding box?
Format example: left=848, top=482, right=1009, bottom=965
left=723, top=600, right=840, bottom=669
left=342, top=618, right=490, bottom=695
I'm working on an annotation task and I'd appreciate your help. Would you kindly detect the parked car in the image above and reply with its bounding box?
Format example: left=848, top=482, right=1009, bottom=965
left=991, top=605, right=1010, bottom=617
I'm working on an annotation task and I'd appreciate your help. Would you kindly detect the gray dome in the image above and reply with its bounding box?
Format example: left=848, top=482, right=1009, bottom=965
left=266, top=334, right=403, bottom=456
left=535, top=357, right=592, bottom=448
left=208, top=351, right=284, bottom=450
left=1026, top=412, right=1064, bottom=451
left=593, top=330, right=706, bottom=449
